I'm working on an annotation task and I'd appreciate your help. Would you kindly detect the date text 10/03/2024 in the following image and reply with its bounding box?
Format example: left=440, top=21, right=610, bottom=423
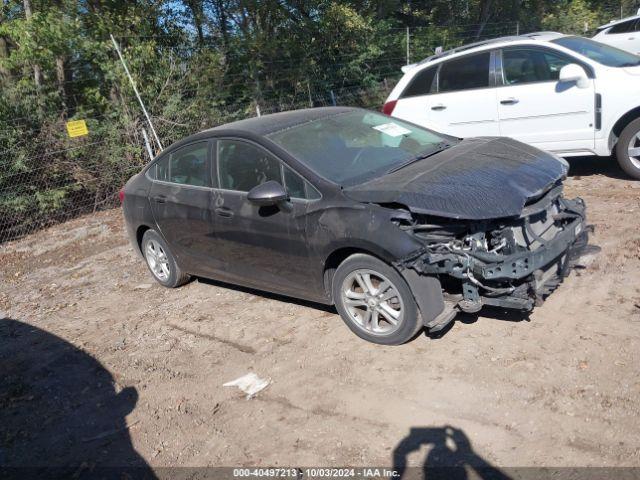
left=233, top=468, right=400, bottom=478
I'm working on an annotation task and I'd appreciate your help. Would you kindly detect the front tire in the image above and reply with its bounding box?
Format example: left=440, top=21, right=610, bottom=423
left=332, top=253, right=421, bottom=345
left=141, top=229, right=190, bottom=288
left=616, top=118, right=640, bottom=180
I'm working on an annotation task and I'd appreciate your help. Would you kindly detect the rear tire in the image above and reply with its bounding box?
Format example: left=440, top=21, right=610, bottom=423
left=141, top=230, right=190, bottom=288
left=615, top=118, right=640, bottom=180
left=332, top=253, right=421, bottom=345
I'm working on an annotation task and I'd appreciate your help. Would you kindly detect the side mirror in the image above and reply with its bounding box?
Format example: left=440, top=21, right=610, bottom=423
left=247, top=180, right=289, bottom=206
left=559, top=64, right=589, bottom=89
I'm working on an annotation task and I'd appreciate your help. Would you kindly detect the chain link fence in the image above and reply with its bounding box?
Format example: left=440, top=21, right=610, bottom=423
left=0, top=84, right=396, bottom=244
left=1, top=21, right=524, bottom=244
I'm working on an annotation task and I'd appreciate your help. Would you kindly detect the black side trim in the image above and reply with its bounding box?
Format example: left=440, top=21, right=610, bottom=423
left=595, top=93, right=602, bottom=131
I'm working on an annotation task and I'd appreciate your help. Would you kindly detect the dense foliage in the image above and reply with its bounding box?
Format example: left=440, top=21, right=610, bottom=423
left=0, top=0, right=638, bottom=241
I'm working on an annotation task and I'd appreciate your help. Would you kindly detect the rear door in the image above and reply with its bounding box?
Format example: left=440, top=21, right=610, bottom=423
left=390, top=65, right=438, bottom=129
left=210, top=138, right=320, bottom=296
left=393, top=51, right=500, bottom=137
left=148, top=141, right=221, bottom=273
left=496, top=47, right=595, bottom=153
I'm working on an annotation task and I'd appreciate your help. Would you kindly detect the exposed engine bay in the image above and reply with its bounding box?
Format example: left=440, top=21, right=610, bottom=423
left=392, top=185, right=591, bottom=319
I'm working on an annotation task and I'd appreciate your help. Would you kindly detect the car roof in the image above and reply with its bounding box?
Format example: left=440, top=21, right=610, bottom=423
left=206, top=106, right=357, bottom=136
left=406, top=32, right=566, bottom=71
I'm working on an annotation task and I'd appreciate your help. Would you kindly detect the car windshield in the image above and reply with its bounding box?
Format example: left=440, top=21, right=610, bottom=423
left=552, top=36, right=640, bottom=67
left=267, top=111, right=451, bottom=186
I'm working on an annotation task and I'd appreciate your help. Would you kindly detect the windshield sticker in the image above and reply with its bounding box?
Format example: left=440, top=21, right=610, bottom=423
left=373, top=123, right=412, bottom=137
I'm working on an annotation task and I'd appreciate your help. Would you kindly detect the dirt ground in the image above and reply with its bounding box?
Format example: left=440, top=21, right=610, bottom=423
left=2, top=155, right=640, bottom=473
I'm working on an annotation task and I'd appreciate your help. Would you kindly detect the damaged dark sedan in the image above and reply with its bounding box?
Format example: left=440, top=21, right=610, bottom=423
left=122, top=107, right=590, bottom=345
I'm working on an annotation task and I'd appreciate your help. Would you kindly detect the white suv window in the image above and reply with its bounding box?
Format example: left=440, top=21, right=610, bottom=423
left=438, top=52, right=491, bottom=93
left=502, top=48, right=572, bottom=85
left=606, top=19, right=639, bottom=34
left=400, top=66, right=437, bottom=98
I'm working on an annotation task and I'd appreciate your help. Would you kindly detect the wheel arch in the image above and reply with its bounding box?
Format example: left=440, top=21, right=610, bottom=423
left=609, top=106, right=640, bottom=151
left=136, top=224, right=152, bottom=255
left=322, top=245, right=395, bottom=302
left=322, top=245, right=445, bottom=325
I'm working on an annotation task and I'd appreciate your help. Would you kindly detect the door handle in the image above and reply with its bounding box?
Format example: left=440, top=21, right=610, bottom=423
left=431, top=104, right=447, bottom=111
left=215, top=207, right=234, bottom=218
left=500, top=97, right=519, bottom=105
left=152, top=195, right=166, bottom=204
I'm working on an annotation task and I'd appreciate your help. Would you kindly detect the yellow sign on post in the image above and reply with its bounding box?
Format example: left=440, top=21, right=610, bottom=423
left=66, top=119, right=89, bottom=138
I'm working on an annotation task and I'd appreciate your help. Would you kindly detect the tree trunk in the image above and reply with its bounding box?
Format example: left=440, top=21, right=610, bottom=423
left=0, top=8, right=12, bottom=85
left=212, top=0, right=230, bottom=53
left=56, top=57, right=69, bottom=116
left=23, top=0, right=42, bottom=89
left=185, top=0, right=205, bottom=44
left=52, top=0, right=70, bottom=116
left=475, top=0, right=494, bottom=39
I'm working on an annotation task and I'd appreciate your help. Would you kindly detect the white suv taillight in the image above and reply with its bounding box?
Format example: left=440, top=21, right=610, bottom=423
left=382, top=100, right=397, bottom=115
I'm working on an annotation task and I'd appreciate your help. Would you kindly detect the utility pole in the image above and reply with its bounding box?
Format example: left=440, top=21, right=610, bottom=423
left=110, top=34, right=163, bottom=151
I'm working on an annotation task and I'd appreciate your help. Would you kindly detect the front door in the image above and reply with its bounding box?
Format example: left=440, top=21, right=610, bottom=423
left=496, top=47, right=595, bottom=153
left=210, top=138, right=317, bottom=296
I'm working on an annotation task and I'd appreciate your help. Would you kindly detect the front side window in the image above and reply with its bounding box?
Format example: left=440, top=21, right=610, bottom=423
left=217, top=139, right=320, bottom=199
left=502, top=48, right=572, bottom=85
left=267, top=111, right=449, bottom=186
left=401, top=66, right=437, bottom=98
left=283, top=164, right=320, bottom=200
left=438, top=52, right=491, bottom=92
left=552, top=36, right=640, bottom=67
left=218, top=140, right=280, bottom=192
left=150, top=142, right=209, bottom=186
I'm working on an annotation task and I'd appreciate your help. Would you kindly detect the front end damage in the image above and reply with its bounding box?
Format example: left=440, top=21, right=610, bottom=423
left=393, top=186, right=591, bottom=330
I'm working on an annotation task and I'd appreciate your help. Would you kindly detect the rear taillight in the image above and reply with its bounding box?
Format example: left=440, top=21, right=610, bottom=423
left=119, top=188, right=125, bottom=204
left=382, top=100, right=397, bottom=115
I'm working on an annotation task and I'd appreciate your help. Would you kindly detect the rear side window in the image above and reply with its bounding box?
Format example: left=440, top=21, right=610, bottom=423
left=401, top=66, right=437, bottom=98
left=607, top=19, right=638, bottom=34
left=149, top=142, right=209, bottom=186
left=438, top=52, right=491, bottom=92
left=153, top=156, right=169, bottom=182
left=169, top=143, right=209, bottom=186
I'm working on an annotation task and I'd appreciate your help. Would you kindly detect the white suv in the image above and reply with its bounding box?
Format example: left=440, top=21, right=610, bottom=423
left=383, top=33, right=640, bottom=179
left=593, top=11, right=640, bottom=55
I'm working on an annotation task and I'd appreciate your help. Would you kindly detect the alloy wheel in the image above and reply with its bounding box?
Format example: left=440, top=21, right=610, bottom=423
left=340, top=269, right=404, bottom=336
left=629, top=131, right=640, bottom=169
left=145, top=239, right=170, bottom=281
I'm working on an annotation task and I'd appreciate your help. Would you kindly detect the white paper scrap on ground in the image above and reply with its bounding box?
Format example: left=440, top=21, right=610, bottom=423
left=373, top=122, right=412, bottom=137
left=223, top=373, right=270, bottom=399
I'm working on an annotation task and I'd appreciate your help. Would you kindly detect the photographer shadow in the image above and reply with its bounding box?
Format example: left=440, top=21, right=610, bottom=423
left=0, top=317, right=156, bottom=479
left=392, top=426, right=511, bottom=480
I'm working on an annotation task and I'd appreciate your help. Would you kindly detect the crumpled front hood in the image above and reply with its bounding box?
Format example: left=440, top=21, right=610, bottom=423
left=344, top=137, right=567, bottom=220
